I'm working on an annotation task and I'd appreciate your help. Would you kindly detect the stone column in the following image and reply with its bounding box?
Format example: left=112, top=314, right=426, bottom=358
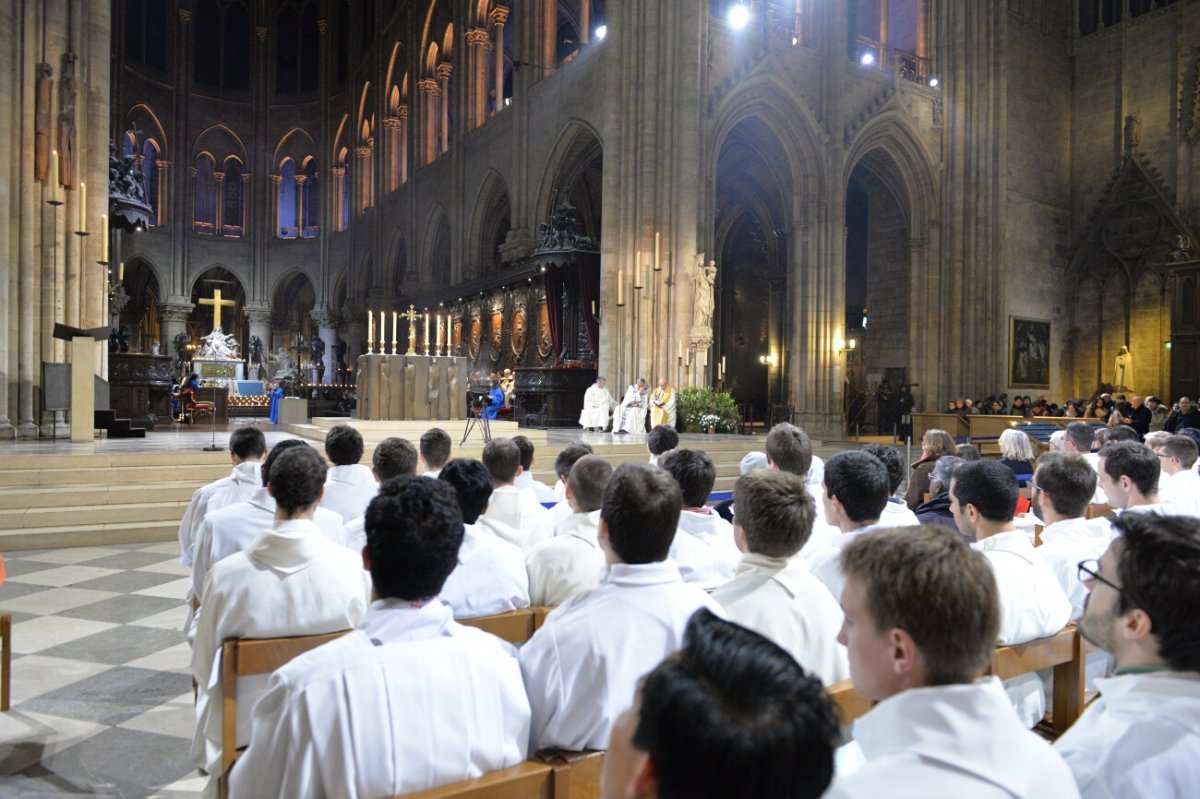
left=213, top=171, right=225, bottom=235
left=491, top=7, right=509, bottom=115
left=346, top=315, right=366, bottom=365
left=155, top=160, right=170, bottom=223
left=294, top=173, right=307, bottom=233
left=437, top=64, right=453, bottom=155
left=244, top=303, right=271, bottom=380
left=396, top=106, right=409, bottom=184
left=466, top=27, right=490, bottom=126
left=109, top=288, right=130, bottom=330
left=271, top=174, right=283, bottom=237
left=329, top=167, right=345, bottom=231
left=418, top=78, right=439, bottom=164
left=312, top=309, right=338, bottom=384
left=159, top=301, right=194, bottom=365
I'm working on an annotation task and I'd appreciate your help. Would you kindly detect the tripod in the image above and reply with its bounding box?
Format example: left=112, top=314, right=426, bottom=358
left=461, top=395, right=492, bottom=445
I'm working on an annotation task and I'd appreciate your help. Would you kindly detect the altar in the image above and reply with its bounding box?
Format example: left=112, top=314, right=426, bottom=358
left=356, top=354, right=468, bottom=421
left=194, top=357, right=245, bottom=381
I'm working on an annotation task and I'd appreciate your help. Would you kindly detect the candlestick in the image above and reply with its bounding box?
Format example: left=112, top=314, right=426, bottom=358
left=48, top=149, right=62, bottom=206
left=118, top=262, right=124, bottom=282
left=654, top=231, right=661, bottom=272
left=379, top=311, right=386, bottom=353
left=617, top=268, right=625, bottom=306
left=392, top=311, right=398, bottom=355
left=368, top=309, right=374, bottom=353
left=100, top=216, right=109, bottom=262
left=424, top=310, right=431, bottom=356
left=78, top=181, right=87, bottom=233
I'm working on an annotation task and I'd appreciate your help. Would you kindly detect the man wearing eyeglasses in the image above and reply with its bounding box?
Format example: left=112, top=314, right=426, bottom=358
left=1054, top=513, right=1200, bottom=798
left=1153, top=435, right=1200, bottom=519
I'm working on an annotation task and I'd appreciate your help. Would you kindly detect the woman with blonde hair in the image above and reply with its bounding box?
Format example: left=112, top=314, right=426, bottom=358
left=904, top=428, right=957, bottom=509
left=997, top=428, right=1037, bottom=484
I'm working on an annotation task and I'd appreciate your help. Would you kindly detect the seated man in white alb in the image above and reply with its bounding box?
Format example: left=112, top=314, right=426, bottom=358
left=191, top=445, right=370, bottom=792
left=612, top=377, right=648, bottom=435
left=580, top=375, right=616, bottom=432
left=342, top=437, right=418, bottom=551
left=512, top=435, right=557, bottom=503
left=189, top=441, right=348, bottom=638
left=712, top=469, right=850, bottom=686
left=1064, top=421, right=1109, bottom=506
left=1029, top=451, right=1114, bottom=619
left=862, top=443, right=921, bottom=527
left=646, top=424, right=678, bottom=466
left=1054, top=513, right=1200, bottom=798
left=601, top=609, right=840, bottom=799
left=548, top=442, right=595, bottom=521
left=1097, top=440, right=1165, bottom=516
left=419, top=427, right=452, bottom=479
left=659, top=449, right=741, bottom=590
left=177, top=427, right=267, bottom=566
left=765, top=423, right=839, bottom=560
left=230, top=476, right=531, bottom=799
left=951, top=460, right=1072, bottom=727
left=526, top=455, right=614, bottom=606
left=825, top=526, right=1079, bottom=798
left=519, top=462, right=723, bottom=751
left=319, top=424, right=379, bottom=521
left=1154, top=435, right=1200, bottom=517
left=478, top=437, right=553, bottom=549
left=810, top=451, right=894, bottom=601
left=435, top=458, right=530, bottom=618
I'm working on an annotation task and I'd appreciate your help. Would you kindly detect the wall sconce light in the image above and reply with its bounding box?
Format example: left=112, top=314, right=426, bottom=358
left=758, top=353, right=777, bottom=367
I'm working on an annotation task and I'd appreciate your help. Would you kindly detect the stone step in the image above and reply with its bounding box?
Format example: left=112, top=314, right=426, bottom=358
left=0, top=482, right=199, bottom=510
left=0, top=463, right=233, bottom=487
left=0, top=520, right=179, bottom=552
left=0, top=500, right=191, bottom=531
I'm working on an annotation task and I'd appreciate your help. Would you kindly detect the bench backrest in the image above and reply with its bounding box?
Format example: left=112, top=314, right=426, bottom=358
left=394, top=761, right=554, bottom=799
left=459, top=609, right=539, bottom=644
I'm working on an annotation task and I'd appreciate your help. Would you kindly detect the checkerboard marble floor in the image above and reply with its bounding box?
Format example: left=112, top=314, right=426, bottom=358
left=0, top=542, right=203, bottom=798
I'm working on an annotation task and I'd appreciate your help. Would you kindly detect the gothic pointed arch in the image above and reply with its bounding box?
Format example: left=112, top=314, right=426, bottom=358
left=470, top=170, right=513, bottom=276
left=119, top=256, right=164, bottom=353
left=422, top=204, right=452, bottom=285
left=190, top=265, right=248, bottom=346
left=534, top=120, right=604, bottom=240
left=387, top=230, right=410, bottom=293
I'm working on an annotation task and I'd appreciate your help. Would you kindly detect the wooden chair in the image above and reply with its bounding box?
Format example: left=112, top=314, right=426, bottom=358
left=1, top=612, right=11, bottom=712
left=1085, top=503, right=1114, bottom=520
left=459, top=609, right=538, bottom=645
left=536, top=749, right=605, bottom=799
left=181, top=389, right=216, bottom=425
left=219, top=630, right=350, bottom=794
left=987, top=625, right=1085, bottom=735
left=826, top=679, right=874, bottom=725
left=531, top=606, right=554, bottom=632
left=394, top=761, right=554, bottom=799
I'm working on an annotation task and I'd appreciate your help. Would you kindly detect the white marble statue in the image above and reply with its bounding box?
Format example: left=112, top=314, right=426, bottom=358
left=693, top=259, right=717, bottom=330
left=196, top=327, right=240, bottom=360
left=268, top=348, right=298, bottom=381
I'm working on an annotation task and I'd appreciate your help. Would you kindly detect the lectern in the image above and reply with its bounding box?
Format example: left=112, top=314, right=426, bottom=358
left=52, top=323, right=109, bottom=443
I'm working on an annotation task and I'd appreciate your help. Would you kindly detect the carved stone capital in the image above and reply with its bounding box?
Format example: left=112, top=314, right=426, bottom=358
left=330, top=166, right=346, bottom=177
left=245, top=308, right=272, bottom=326
left=396, top=104, right=409, bottom=120
left=354, top=146, right=372, bottom=159
left=417, top=77, right=440, bottom=95
left=436, top=63, right=453, bottom=81
left=383, top=115, right=401, bottom=129
left=271, top=173, right=283, bottom=185
left=311, top=309, right=337, bottom=329
left=255, top=26, right=268, bottom=42
left=316, top=18, right=328, bottom=33
left=109, top=289, right=131, bottom=315
left=466, top=28, right=492, bottom=48
left=159, top=302, right=194, bottom=323
left=213, top=171, right=225, bottom=183
left=490, top=6, right=509, bottom=26
left=294, top=174, right=308, bottom=185
left=179, top=9, right=192, bottom=23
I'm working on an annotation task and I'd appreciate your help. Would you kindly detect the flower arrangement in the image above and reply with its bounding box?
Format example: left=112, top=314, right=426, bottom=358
left=699, top=413, right=722, bottom=431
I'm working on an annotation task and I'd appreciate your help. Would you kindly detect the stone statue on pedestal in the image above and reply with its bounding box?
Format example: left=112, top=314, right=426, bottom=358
left=196, top=327, right=240, bottom=360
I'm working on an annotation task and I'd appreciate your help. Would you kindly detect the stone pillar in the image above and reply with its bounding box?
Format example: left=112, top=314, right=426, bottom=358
left=418, top=78, right=439, bottom=164
left=397, top=107, right=409, bottom=184
left=159, top=300, right=194, bottom=366
left=346, top=316, right=366, bottom=366
left=244, top=303, right=271, bottom=380
left=213, top=171, right=225, bottom=235
left=294, top=173, right=307, bottom=233
left=492, top=7, right=509, bottom=115
left=437, top=64, right=453, bottom=155
left=466, top=27, right=490, bottom=126
left=271, top=174, right=283, bottom=237
left=312, top=309, right=338, bottom=384
left=109, top=288, right=130, bottom=329
left=329, top=167, right=345, bottom=231
left=155, top=160, right=170, bottom=222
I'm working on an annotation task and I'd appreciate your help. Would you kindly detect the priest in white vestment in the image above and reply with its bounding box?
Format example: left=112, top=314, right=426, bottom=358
left=712, top=470, right=849, bottom=686
left=191, top=446, right=370, bottom=794
left=1054, top=513, right=1200, bottom=799
left=808, top=451, right=894, bottom=602
left=650, top=377, right=676, bottom=428
left=952, top=461, right=1072, bottom=727
left=319, top=424, right=380, bottom=521
left=229, top=476, right=531, bottom=799
left=526, top=455, right=613, bottom=606
left=824, top=526, right=1080, bottom=799
left=1155, top=435, right=1200, bottom=518
left=601, top=609, right=840, bottom=799
left=519, top=463, right=723, bottom=752
left=177, top=428, right=267, bottom=566
left=612, top=378, right=648, bottom=435
left=479, top=438, right=553, bottom=550
left=660, top=449, right=741, bottom=590
left=436, top=459, right=530, bottom=618
left=579, top=375, right=615, bottom=432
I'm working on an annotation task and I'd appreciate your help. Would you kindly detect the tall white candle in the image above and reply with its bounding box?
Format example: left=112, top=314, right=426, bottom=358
left=368, top=310, right=374, bottom=352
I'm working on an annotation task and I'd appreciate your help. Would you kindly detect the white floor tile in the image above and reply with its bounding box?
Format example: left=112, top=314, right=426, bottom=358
left=0, top=586, right=121, bottom=616
left=117, top=699, right=198, bottom=740
left=125, top=642, right=193, bottom=673
left=5, top=654, right=116, bottom=703
left=18, top=547, right=129, bottom=565
left=133, top=577, right=192, bottom=599
left=128, top=604, right=190, bottom=631
left=8, top=564, right=123, bottom=588
left=0, top=709, right=108, bottom=770
left=11, top=615, right=119, bottom=654
left=136, top=559, right=191, bottom=575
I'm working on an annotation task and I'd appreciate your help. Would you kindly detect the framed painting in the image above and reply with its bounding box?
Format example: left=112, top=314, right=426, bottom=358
left=1009, top=317, right=1050, bottom=388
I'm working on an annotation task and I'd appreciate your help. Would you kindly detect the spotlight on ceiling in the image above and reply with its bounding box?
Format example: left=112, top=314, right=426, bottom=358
left=928, top=76, right=939, bottom=87
left=595, top=24, right=607, bottom=41
left=860, top=52, right=875, bottom=66
left=727, top=2, right=750, bottom=30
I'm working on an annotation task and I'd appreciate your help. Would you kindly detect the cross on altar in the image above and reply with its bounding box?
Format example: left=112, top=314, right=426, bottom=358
left=198, top=288, right=237, bottom=331
left=402, top=304, right=422, bottom=356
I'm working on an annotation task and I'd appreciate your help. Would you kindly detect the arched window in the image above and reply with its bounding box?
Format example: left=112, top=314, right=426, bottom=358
left=278, top=159, right=298, bottom=238
left=124, top=0, right=171, bottom=72
left=276, top=0, right=319, bottom=94
left=302, top=160, right=319, bottom=237
left=194, top=153, right=217, bottom=233
left=223, top=157, right=244, bottom=236
left=194, top=0, right=251, bottom=92
left=142, top=140, right=160, bottom=226
left=339, top=150, right=351, bottom=232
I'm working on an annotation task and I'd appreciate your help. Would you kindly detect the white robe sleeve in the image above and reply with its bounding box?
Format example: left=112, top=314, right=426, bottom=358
left=518, top=625, right=567, bottom=754
left=227, top=671, right=313, bottom=799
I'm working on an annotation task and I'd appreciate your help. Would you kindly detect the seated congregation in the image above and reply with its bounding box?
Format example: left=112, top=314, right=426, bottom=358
left=178, top=422, right=1200, bottom=798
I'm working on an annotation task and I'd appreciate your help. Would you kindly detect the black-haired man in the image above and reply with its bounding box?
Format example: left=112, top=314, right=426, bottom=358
left=660, top=449, right=741, bottom=589
left=177, top=426, right=267, bottom=566
left=320, top=424, right=379, bottom=521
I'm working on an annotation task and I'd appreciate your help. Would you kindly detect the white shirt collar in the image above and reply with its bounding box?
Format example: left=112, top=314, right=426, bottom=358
left=603, top=560, right=685, bottom=587
left=359, top=597, right=456, bottom=644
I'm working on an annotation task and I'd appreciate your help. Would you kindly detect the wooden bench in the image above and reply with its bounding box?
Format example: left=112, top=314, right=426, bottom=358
left=825, top=625, right=1089, bottom=735
left=459, top=607, right=557, bottom=645
left=395, top=761, right=554, bottom=799
left=220, top=630, right=350, bottom=795
left=535, top=749, right=604, bottom=799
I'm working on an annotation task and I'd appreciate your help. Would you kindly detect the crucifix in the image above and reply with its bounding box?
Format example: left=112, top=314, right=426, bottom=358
left=199, top=288, right=237, bottom=332
left=402, top=304, right=422, bottom=356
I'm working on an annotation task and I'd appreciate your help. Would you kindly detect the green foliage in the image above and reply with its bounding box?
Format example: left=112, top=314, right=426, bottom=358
left=677, top=386, right=742, bottom=433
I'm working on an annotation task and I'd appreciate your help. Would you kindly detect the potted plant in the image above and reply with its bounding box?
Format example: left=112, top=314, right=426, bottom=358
left=699, top=413, right=721, bottom=434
